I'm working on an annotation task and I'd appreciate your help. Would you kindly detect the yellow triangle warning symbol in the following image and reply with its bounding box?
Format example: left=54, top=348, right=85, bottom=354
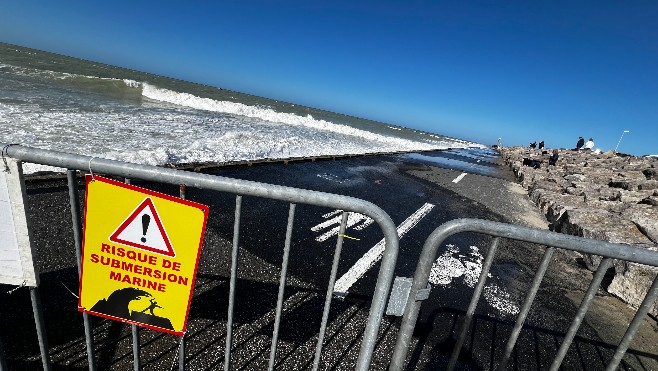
left=109, top=198, right=175, bottom=257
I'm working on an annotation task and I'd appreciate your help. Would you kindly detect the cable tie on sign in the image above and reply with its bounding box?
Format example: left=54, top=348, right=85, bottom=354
left=6, top=280, right=27, bottom=294
left=1, top=144, right=19, bottom=173
left=61, top=282, right=79, bottom=299
left=88, top=156, right=96, bottom=181
left=339, top=234, right=360, bottom=241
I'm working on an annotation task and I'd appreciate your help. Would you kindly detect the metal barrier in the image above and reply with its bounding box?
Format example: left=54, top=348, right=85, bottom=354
left=390, top=218, right=658, bottom=371
left=0, top=143, right=400, bottom=371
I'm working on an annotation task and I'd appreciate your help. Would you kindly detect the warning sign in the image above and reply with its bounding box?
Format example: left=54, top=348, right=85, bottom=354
left=78, top=175, right=209, bottom=336
left=109, top=198, right=175, bottom=257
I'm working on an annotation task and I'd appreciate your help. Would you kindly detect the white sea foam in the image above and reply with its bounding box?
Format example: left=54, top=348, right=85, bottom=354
left=141, top=83, right=461, bottom=150
left=429, top=244, right=519, bottom=316
left=0, top=64, right=483, bottom=174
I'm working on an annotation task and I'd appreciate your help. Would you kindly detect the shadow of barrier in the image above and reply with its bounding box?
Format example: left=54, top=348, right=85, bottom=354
left=389, top=218, right=658, bottom=371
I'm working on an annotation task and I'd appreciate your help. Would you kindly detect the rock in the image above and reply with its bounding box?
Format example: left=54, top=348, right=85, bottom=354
left=609, top=179, right=642, bottom=191
left=601, top=150, right=617, bottom=157
left=643, top=168, right=658, bottom=180
left=583, top=187, right=620, bottom=202
left=622, top=171, right=649, bottom=180
left=565, top=174, right=587, bottom=182
left=639, top=180, right=658, bottom=190
left=619, top=190, right=650, bottom=203
left=498, top=146, right=658, bottom=313
left=608, top=259, right=658, bottom=318
left=641, top=196, right=658, bottom=206
left=621, top=205, right=658, bottom=244
left=555, top=208, right=652, bottom=245
left=545, top=195, right=585, bottom=223
left=584, top=200, right=629, bottom=214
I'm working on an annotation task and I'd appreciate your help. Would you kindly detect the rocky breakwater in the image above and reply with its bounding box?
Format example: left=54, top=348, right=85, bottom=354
left=500, top=146, right=658, bottom=317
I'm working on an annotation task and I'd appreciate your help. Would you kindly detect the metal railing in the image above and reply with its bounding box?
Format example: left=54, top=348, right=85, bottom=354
left=390, top=218, right=658, bottom=371
left=0, top=143, right=401, bottom=371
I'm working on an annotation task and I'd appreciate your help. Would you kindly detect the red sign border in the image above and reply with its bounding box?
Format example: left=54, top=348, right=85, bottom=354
left=109, top=197, right=176, bottom=257
left=78, top=175, right=209, bottom=336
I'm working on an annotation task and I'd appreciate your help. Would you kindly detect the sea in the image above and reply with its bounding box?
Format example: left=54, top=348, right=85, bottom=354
left=0, top=42, right=483, bottom=175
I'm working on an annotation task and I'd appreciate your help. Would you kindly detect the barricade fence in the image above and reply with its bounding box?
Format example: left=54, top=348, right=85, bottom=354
left=0, top=143, right=400, bottom=371
left=390, top=218, right=658, bottom=371
left=3, top=144, right=658, bottom=370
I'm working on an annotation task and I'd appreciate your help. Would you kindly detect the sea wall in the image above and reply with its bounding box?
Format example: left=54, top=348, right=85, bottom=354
left=499, top=146, right=658, bottom=317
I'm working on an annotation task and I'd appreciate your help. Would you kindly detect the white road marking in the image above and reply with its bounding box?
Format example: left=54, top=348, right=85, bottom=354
left=311, top=211, right=374, bottom=242
left=333, top=203, right=435, bottom=295
left=452, top=172, right=467, bottom=183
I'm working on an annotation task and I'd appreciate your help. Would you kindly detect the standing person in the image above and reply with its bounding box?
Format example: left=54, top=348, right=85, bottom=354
left=538, top=141, right=544, bottom=149
left=575, top=136, right=585, bottom=150
left=584, top=138, right=595, bottom=151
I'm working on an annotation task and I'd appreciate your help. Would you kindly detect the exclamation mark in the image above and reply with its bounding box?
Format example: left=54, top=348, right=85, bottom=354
left=141, top=214, right=151, bottom=243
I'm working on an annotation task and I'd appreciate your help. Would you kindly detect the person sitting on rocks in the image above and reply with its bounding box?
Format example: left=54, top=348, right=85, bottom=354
left=575, top=136, right=585, bottom=150
left=549, top=149, right=559, bottom=166
left=584, top=138, right=595, bottom=151
left=529, top=141, right=537, bottom=149
left=538, top=141, right=545, bottom=149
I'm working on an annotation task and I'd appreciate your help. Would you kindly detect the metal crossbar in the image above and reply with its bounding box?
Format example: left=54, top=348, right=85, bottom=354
left=0, top=143, right=400, bottom=371
left=390, top=218, right=658, bottom=370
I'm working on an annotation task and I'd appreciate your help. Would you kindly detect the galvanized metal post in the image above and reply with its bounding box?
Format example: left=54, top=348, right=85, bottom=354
left=268, top=203, right=297, bottom=371
left=123, top=178, right=142, bottom=371
left=548, top=258, right=613, bottom=371
left=497, top=246, right=555, bottom=370
left=66, top=170, right=97, bottom=371
left=0, top=335, right=7, bottom=371
left=131, top=327, right=140, bottom=371
left=313, top=212, right=349, bottom=370
left=30, top=287, right=52, bottom=371
left=355, top=221, right=399, bottom=371
left=447, top=237, right=500, bottom=371
left=224, top=195, right=242, bottom=371
left=606, top=274, right=658, bottom=371
left=179, top=183, right=187, bottom=371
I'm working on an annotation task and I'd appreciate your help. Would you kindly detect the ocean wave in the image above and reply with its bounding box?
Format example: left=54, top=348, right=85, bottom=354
left=2, top=62, right=142, bottom=97
left=141, top=83, right=470, bottom=151
left=2, top=61, right=483, bottom=175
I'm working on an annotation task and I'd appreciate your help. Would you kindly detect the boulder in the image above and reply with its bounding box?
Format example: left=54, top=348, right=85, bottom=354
left=641, top=196, right=658, bottom=206
left=608, top=260, right=658, bottom=318
left=619, top=190, right=650, bottom=203
left=638, top=180, right=658, bottom=191
left=643, top=168, right=658, bottom=180
left=528, top=180, right=564, bottom=196
left=584, top=200, right=629, bottom=214
left=586, top=170, right=617, bottom=184
left=609, top=179, right=643, bottom=191
left=555, top=208, right=652, bottom=245
left=545, top=195, right=585, bottom=223
left=565, top=174, right=587, bottom=182
left=583, top=187, right=620, bottom=202
left=621, top=205, right=658, bottom=244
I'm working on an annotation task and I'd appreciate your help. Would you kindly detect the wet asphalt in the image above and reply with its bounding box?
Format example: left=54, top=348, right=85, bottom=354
left=1, top=148, right=656, bottom=370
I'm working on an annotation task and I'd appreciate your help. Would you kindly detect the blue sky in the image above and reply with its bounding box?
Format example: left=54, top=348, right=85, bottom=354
left=1, top=1, right=656, bottom=155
